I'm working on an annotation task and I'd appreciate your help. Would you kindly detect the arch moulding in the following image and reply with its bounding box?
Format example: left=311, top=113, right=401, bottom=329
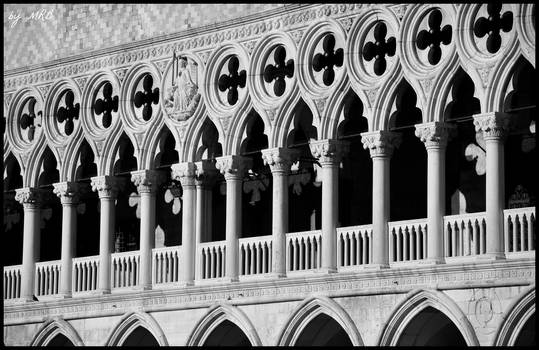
left=493, top=285, right=535, bottom=346
left=30, top=317, right=84, bottom=346
left=105, top=311, right=168, bottom=346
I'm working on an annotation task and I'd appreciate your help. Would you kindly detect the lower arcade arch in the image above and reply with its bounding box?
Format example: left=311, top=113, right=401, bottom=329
left=30, top=318, right=84, bottom=346
left=378, top=289, right=479, bottom=346
left=277, top=296, right=363, bottom=346
left=202, top=319, right=252, bottom=346
left=105, top=312, right=168, bottom=346
left=494, top=286, right=535, bottom=346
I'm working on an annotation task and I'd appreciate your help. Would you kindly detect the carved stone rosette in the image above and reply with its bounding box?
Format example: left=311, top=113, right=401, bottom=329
left=52, top=181, right=80, bottom=205
left=171, top=162, right=197, bottom=187
left=415, top=122, right=456, bottom=150
left=194, top=160, right=219, bottom=188
left=308, top=139, right=349, bottom=166
left=90, top=175, right=119, bottom=199
left=261, top=147, right=300, bottom=174
left=473, top=112, right=511, bottom=141
left=215, top=155, right=252, bottom=180
left=15, top=187, right=42, bottom=208
left=360, top=130, right=402, bottom=158
left=131, top=170, right=165, bottom=193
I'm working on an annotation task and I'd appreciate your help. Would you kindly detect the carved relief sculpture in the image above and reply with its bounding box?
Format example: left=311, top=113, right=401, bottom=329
left=164, top=54, right=201, bottom=121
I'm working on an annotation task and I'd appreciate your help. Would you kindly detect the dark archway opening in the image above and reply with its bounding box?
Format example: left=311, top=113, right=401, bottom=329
left=396, top=306, right=466, bottom=346
left=46, top=333, right=74, bottom=346
left=337, top=90, right=371, bottom=227
left=121, top=326, right=159, bottom=346
left=287, top=99, right=321, bottom=232
left=3, top=153, right=24, bottom=265
left=444, top=68, right=484, bottom=214
left=203, top=320, right=251, bottom=346
left=514, top=313, right=535, bottom=346
left=389, top=80, right=427, bottom=221
left=295, top=313, right=353, bottom=346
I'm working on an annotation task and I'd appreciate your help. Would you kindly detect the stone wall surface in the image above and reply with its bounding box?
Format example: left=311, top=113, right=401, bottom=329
left=4, top=4, right=286, bottom=71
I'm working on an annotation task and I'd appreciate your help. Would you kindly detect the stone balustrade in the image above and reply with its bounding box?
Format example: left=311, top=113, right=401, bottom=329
left=239, top=235, right=272, bottom=277
left=388, top=219, right=428, bottom=264
left=35, top=260, right=61, bottom=298
left=3, top=265, right=22, bottom=300
left=504, top=207, right=536, bottom=255
left=72, top=255, right=99, bottom=294
left=111, top=251, right=140, bottom=289
left=286, top=230, right=322, bottom=273
left=336, top=224, right=373, bottom=269
left=152, top=246, right=181, bottom=286
left=198, top=241, right=226, bottom=280
left=443, top=212, right=487, bottom=258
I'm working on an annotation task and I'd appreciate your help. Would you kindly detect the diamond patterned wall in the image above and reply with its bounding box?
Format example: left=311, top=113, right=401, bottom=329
left=4, top=4, right=284, bottom=71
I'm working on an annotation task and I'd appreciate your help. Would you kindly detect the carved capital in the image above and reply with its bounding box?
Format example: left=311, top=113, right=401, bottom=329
left=261, top=147, right=300, bottom=174
left=171, top=162, right=197, bottom=187
left=131, top=170, right=164, bottom=194
left=215, top=155, right=252, bottom=180
left=52, top=182, right=79, bottom=205
left=415, top=122, right=455, bottom=150
left=473, top=112, right=511, bottom=141
left=15, top=187, right=42, bottom=208
left=309, top=139, right=349, bottom=166
left=194, top=160, right=219, bottom=187
left=90, top=176, right=119, bottom=199
left=361, top=130, right=401, bottom=158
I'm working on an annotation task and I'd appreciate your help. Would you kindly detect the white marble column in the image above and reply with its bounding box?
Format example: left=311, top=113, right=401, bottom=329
left=261, top=148, right=300, bottom=277
left=415, top=122, right=454, bottom=264
left=90, top=176, right=118, bottom=294
left=131, top=170, right=163, bottom=289
left=361, top=131, right=401, bottom=268
left=15, top=188, right=41, bottom=302
left=171, top=163, right=197, bottom=285
left=309, top=140, right=349, bottom=273
left=215, top=155, right=252, bottom=281
left=473, top=112, right=510, bottom=259
left=52, top=182, right=79, bottom=297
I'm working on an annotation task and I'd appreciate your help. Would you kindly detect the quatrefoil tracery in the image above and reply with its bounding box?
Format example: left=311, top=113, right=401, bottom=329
left=362, top=22, right=396, bottom=76
left=20, top=97, right=42, bottom=141
left=416, top=9, right=452, bottom=65
left=134, top=74, right=159, bottom=121
left=263, top=46, right=294, bottom=97
left=312, top=34, right=344, bottom=86
left=94, top=82, right=119, bottom=128
left=218, top=56, right=246, bottom=106
left=474, top=3, right=513, bottom=54
left=56, top=90, right=80, bottom=136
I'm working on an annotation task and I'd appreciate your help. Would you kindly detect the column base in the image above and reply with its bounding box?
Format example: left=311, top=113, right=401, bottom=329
left=419, top=258, right=446, bottom=265
left=56, top=292, right=73, bottom=299
left=177, top=281, right=195, bottom=287
left=315, top=267, right=338, bottom=274
left=220, top=277, right=239, bottom=283
left=134, top=284, right=153, bottom=291
left=266, top=272, right=287, bottom=279
left=363, top=263, right=390, bottom=270
left=95, top=289, right=112, bottom=295
left=476, top=253, right=506, bottom=261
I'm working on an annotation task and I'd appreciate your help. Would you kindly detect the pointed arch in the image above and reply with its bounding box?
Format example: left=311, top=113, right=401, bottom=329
left=229, top=107, right=270, bottom=157
left=31, top=317, right=84, bottom=346
left=277, top=296, right=363, bottom=346
left=378, top=289, right=479, bottom=346
left=36, top=145, right=60, bottom=187
left=103, top=131, right=138, bottom=176
left=105, top=311, right=168, bottom=346
left=186, top=303, right=262, bottom=346
left=272, top=91, right=318, bottom=148
left=148, top=123, right=179, bottom=169
left=494, top=285, right=535, bottom=346
left=62, top=137, right=98, bottom=182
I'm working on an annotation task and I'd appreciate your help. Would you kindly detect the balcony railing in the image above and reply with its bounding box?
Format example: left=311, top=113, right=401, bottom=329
left=35, top=260, right=61, bottom=297
left=152, top=246, right=181, bottom=285
left=73, top=255, right=99, bottom=293
left=337, top=225, right=373, bottom=269
left=198, top=241, right=226, bottom=279
left=239, top=235, right=272, bottom=277
left=286, top=230, right=322, bottom=272
left=3, top=209, right=536, bottom=301
left=4, top=265, right=21, bottom=300
left=443, top=212, right=486, bottom=258
left=504, top=207, right=536, bottom=255
left=389, top=219, right=428, bottom=263
left=111, top=251, right=140, bottom=289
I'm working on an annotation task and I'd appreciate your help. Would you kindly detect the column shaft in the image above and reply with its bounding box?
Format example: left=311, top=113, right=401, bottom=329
left=181, top=183, right=196, bottom=283
left=272, top=171, right=288, bottom=276
left=485, top=139, right=504, bottom=256
left=59, top=201, right=77, bottom=296
left=321, top=163, right=339, bottom=271
left=138, top=191, right=156, bottom=289
left=98, top=197, right=115, bottom=293
left=21, top=203, right=40, bottom=301
left=225, top=175, right=241, bottom=280
left=426, top=147, right=445, bottom=262
left=372, top=156, right=390, bottom=266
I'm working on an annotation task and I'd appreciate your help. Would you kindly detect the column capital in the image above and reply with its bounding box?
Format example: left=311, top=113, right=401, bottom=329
left=15, top=187, right=42, bottom=207
left=215, top=155, right=252, bottom=180
left=309, top=139, right=349, bottom=166
left=415, top=122, right=456, bottom=150
left=261, top=147, right=300, bottom=174
left=131, top=170, right=165, bottom=193
left=90, top=175, right=119, bottom=199
left=361, top=130, right=401, bottom=158
left=52, top=181, right=80, bottom=205
left=171, top=162, right=197, bottom=187
left=194, top=160, right=219, bottom=187
left=473, top=112, right=511, bottom=141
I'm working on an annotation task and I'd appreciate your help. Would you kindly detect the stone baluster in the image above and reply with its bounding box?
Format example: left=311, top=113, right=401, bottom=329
left=171, top=163, right=197, bottom=285
left=361, top=131, right=401, bottom=268
left=261, top=147, right=300, bottom=277
left=415, top=122, right=454, bottom=264
left=215, top=155, right=252, bottom=281
left=309, top=139, right=349, bottom=273
left=15, top=187, right=42, bottom=302
left=131, top=170, right=163, bottom=289
left=52, top=182, right=79, bottom=297
left=473, top=112, right=510, bottom=259
left=90, top=176, right=118, bottom=294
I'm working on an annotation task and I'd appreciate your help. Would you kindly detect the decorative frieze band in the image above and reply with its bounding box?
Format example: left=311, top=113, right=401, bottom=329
left=360, top=130, right=402, bottom=158
left=473, top=112, right=511, bottom=141
left=261, top=147, right=300, bottom=174
left=415, top=122, right=456, bottom=150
